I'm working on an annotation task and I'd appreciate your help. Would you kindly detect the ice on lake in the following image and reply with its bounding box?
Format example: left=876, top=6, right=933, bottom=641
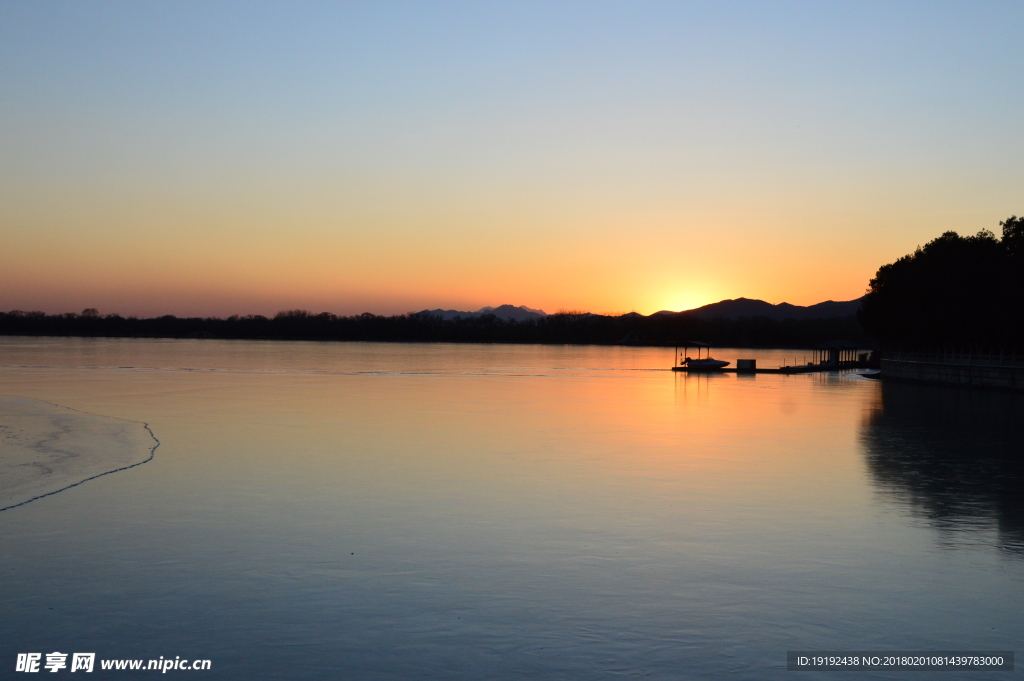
left=0, top=396, right=157, bottom=511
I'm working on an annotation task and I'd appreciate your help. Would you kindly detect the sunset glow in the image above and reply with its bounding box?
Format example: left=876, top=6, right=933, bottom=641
left=2, top=2, right=1022, bottom=317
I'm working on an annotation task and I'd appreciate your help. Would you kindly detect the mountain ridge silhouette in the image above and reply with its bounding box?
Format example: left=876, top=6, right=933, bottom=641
left=415, top=298, right=863, bottom=322
left=413, top=304, right=548, bottom=322
left=655, top=297, right=863, bottom=321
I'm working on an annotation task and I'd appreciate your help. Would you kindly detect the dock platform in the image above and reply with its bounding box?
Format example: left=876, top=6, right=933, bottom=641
left=671, top=365, right=869, bottom=374
left=671, top=341, right=876, bottom=375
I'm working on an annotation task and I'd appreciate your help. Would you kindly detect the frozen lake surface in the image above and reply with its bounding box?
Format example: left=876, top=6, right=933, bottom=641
left=0, top=396, right=157, bottom=511
left=1, top=337, right=1021, bottom=679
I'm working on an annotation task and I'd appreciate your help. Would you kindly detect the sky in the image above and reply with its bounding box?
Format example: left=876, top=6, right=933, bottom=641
left=2, top=1, right=1022, bottom=318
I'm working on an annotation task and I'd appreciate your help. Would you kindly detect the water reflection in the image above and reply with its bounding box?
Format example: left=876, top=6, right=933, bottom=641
left=862, top=381, right=1024, bottom=554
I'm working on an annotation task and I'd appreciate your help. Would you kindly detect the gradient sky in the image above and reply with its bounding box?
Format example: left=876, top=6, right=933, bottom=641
left=2, top=1, right=1022, bottom=317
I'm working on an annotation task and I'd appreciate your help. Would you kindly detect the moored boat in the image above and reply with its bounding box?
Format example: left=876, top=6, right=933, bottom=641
left=673, top=341, right=731, bottom=371
left=683, top=357, right=730, bottom=369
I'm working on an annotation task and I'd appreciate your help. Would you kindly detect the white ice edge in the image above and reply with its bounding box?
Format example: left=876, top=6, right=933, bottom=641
left=0, top=396, right=159, bottom=512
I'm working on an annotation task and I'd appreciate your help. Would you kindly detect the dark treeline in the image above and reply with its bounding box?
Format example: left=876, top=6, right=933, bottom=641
left=0, top=307, right=866, bottom=349
left=858, top=216, right=1024, bottom=349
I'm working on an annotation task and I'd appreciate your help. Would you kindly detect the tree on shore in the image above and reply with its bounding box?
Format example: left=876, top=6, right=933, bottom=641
left=858, top=217, right=1024, bottom=348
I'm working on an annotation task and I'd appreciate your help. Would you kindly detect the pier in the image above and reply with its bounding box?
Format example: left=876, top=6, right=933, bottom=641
left=672, top=341, right=876, bottom=374
left=671, top=365, right=872, bottom=374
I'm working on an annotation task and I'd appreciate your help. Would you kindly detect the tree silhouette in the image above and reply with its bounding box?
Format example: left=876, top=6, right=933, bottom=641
left=859, top=218, right=1023, bottom=348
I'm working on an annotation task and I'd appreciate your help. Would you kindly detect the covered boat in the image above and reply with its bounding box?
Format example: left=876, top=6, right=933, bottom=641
left=673, top=342, right=731, bottom=371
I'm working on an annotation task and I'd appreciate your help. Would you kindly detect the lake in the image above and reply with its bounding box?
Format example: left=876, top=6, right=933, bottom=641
left=1, top=337, right=1021, bottom=679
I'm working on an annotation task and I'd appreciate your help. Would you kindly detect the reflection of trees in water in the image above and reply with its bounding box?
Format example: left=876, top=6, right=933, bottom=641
left=861, top=381, right=1024, bottom=555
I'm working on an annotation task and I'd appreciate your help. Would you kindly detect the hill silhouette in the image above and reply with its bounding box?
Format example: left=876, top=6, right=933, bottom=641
left=661, top=297, right=862, bottom=321
left=420, top=299, right=862, bottom=323
left=413, top=304, right=547, bottom=322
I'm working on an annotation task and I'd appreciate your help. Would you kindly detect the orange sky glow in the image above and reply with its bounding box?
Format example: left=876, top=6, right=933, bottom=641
left=2, top=3, right=1021, bottom=318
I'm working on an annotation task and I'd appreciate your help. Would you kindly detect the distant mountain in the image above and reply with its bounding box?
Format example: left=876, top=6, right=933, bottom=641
left=661, top=297, right=863, bottom=321
left=413, top=299, right=860, bottom=322
left=414, top=304, right=548, bottom=322
left=477, top=305, right=548, bottom=320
